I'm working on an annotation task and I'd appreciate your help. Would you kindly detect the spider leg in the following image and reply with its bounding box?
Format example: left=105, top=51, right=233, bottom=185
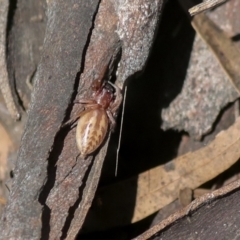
left=74, top=98, right=99, bottom=109
left=74, top=98, right=95, bottom=104
left=106, top=110, right=116, bottom=131
left=62, top=105, right=99, bottom=128
left=107, top=82, right=123, bottom=114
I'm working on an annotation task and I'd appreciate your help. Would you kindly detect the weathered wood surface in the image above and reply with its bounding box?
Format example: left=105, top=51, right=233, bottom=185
left=0, top=0, right=165, bottom=239
left=0, top=1, right=100, bottom=239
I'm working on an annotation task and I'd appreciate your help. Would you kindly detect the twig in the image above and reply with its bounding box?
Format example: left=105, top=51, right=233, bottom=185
left=189, top=0, right=228, bottom=16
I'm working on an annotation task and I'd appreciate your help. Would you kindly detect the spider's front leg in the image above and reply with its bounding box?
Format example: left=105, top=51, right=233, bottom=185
left=62, top=99, right=98, bottom=127
left=74, top=99, right=97, bottom=109
left=106, top=109, right=116, bottom=131
left=107, top=82, right=123, bottom=115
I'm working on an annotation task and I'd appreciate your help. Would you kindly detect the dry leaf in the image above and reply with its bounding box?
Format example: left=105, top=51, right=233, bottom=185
left=134, top=117, right=240, bottom=221
left=178, top=188, right=193, bottom=207
left=193, top=188, right=211, bottom=198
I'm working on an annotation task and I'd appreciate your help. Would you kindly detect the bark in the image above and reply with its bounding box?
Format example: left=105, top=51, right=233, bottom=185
left=0, top=0, right=165, bottom=239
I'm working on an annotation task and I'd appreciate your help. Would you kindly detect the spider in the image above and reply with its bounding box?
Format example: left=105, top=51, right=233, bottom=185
left=74, top=67, right=122, bottom=158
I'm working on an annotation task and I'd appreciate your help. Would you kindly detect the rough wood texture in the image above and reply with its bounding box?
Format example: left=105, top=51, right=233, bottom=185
left=7, top=0, right=46, bottom=110
left=0, top=0, right=166, bottom=239
left=134, top=180, right=240, bottom=240
left=45, top=0, right=165, bottom=238
left=0, top=1, right=99, bottom=239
